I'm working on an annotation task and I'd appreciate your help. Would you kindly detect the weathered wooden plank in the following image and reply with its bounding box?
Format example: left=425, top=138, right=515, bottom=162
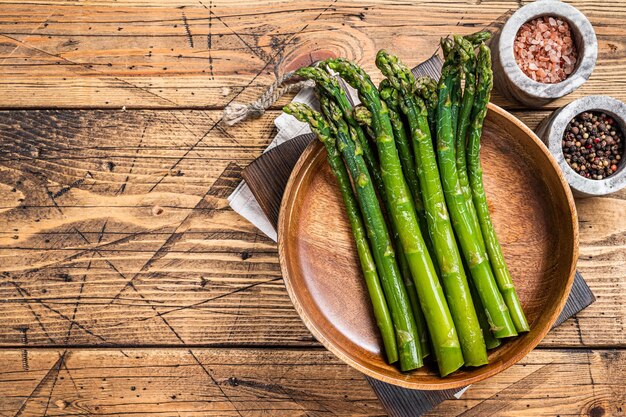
left=429, top=349, right=625, bottom=417
left=0, top=348, right=622, bottom=417
left=0, top=348, right=384, bottom=417
left=0, top=0, right=625, bottom=108
left=0, top=109, right=623, bottom=348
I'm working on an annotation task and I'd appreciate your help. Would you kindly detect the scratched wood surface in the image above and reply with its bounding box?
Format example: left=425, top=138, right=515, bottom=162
left=0, top=109, right=623, bottom=349
left=0, top=349, right=623, bottom=417
left=0, top=0, right=625, bottom=416
left=0, top=0, right=625, bottom=109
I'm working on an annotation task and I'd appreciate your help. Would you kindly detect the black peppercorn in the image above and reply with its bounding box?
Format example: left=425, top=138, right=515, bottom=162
left=562, top=111, right=624, bottom=180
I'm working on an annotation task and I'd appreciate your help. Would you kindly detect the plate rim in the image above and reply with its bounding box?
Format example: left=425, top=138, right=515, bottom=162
left=277, top=102, right=579, bottom=390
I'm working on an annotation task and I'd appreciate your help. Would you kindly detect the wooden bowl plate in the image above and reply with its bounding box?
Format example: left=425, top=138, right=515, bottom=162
left=278, top=103, right=578, bottom=390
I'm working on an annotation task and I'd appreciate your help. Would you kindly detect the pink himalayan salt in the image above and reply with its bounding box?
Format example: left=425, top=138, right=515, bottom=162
left=514, top=16, right=578, bottom=84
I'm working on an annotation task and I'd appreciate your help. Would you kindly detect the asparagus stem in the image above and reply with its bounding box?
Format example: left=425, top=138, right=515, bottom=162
left=379, top=81, right=441, bottom=289
left=451, top=232, right=500, bottom=350
left=442, top=38, right=462, bottom=140
left=396, top=233, right=431, bottom=358
left=467, top=44, right=529, bottom=333
left=326, top=57, right=463, bottom=376
left=454, top=36, right=479, bottom=222
left=438, top=40, right=517, bottom=340
left=453, top=35, right=490, bottom=268
left=454, top=31, right=491, bottom=177
left=295, top=67, right=381, bottom=192
left=414, top=76, right=438, bottom=143
left=283, top=101, right=400, bottom=363
left=297, top=97, right=424, bottom=370
left=378, top=81, right=423, bottom=215
left=454, top=35, right=508, bottom=338
left=299, top=66, right=436, bottom=358
left=354, top=102, right=430, bottom=358
left=325, top=98, right=424, bottom=370
left=374, top=83, right=432, bottom=357
left=296, top=68, right=401, bottom=261
left=378, top=81, right=438, bottom=266
left=468, top=271, right=501, bottom=349
left=377, top=50, right=489, bottom=366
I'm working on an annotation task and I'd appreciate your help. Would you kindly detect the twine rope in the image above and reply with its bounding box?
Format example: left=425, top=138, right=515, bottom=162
left=222, top=71, right=316, bottom=126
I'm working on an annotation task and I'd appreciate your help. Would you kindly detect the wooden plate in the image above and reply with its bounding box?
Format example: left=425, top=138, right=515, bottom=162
left=278, top=103, right=578, bottom=390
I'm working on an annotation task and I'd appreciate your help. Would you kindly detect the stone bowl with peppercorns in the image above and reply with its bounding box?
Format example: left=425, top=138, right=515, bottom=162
left=536, top=96, right=626, bottom=197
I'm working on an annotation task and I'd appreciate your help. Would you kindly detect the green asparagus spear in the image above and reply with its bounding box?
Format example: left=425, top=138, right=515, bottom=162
left=326, top=57, right=464, bottom=376
left=467, top=44, right=529, bottom=333
left=451, top=232, right=500, bottom=350
left=454, top=36, right=477, bottom=206
left=376, top=50, right=488, bottom=366
left=296, top=68, right=402, bottom=269
left=455, top=33, right=491, bottom=195
left=354, top=102, right=431, bottom=358
left=306, top=69, right=431, bottom=358
left=464, top=30, right=492, bottom=46
left=469, top=276, right=501, bottom=350
left=454, top=32, right=500, bottom=348
left=286, top=100, right=424, bottom=370
left=354, top=99, right=426, bottom=229
left=396, top=234, right=431, bottom=358
left=441, top=38, right=462, bottom=139
left=433, top=40, right=516, bottom=343
left=322, top=97, right=425, bottom=370
left=378, top=80, right=441, bottom=279
left=377, top=81, right=422, bottom=214
left=295, top=67, right=381, bottom=191
left=454, top=35, right=487, bottom=255
left=378, top=83, right=434, bottom=241
left=283, top=101, right=399, bottom=363
left=363, top=88, right=432, bottom=357
left=414, top=76, right=438, bottom=138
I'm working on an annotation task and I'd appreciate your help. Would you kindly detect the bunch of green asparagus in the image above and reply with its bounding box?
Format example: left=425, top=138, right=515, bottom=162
left=284, top=31, right=529, bottom=377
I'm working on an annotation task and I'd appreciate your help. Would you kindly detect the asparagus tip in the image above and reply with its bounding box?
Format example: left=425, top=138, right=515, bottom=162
left=465, top=30, right=492, bottom=46
left=441, top=37, right=455, bottom=57
left=353, top=105, right=372, bottom=127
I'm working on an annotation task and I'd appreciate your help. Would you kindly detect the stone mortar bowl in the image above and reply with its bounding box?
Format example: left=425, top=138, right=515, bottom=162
left=492, top=0, right=597, bottom=107
left=536, top=95, right=626, bottom=197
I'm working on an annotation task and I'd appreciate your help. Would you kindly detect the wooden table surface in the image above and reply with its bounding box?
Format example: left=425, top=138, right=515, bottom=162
left=0, top=1, right=624, bottom=416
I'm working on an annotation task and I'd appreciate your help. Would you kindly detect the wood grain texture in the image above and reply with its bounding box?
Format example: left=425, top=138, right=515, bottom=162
left=0, top=109, right=623, bottom=349
left=0, top=0, right=626, bottom=109
left=0, top=0, right=624, bottom=413
left=0, top=348, right=622, bottom=417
